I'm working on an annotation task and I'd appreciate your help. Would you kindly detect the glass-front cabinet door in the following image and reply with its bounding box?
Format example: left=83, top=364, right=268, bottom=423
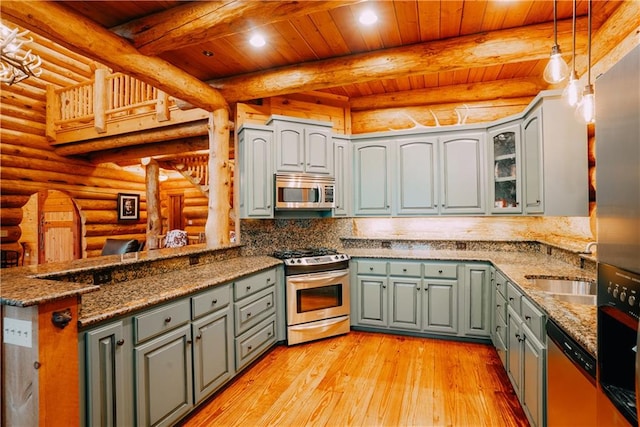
left=488, top=123, right=522, bottom=213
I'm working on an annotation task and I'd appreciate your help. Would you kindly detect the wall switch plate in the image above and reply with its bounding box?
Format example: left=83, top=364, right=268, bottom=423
left=3, top=318, right=33, bottom=348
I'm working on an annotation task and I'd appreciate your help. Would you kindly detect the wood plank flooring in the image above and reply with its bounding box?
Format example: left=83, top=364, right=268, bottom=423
left=179, top=331, right=529, bottom=427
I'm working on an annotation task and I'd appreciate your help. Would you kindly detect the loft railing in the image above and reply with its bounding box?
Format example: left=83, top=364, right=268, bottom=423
left=46, top=68, right=173, bottom=143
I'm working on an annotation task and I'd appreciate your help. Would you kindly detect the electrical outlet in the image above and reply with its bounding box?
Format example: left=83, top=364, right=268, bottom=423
left=189, top=255, right=199, bottom=265
left=3, top=318, right=32, bottom=348
left=381, top=241, right=391, bottom=249
left=456, top=242, right=467, bottom=250
left=93, top=271, right=112, bottom=285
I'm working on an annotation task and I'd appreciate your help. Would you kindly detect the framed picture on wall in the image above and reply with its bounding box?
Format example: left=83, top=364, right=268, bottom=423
left=117, top=193, right=140, bottom=221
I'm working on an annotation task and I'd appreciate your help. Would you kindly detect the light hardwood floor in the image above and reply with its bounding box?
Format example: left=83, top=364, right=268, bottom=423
left=179, top=331, right=529, bottom=427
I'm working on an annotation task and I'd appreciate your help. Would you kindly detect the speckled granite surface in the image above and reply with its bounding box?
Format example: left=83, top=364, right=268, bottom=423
left=78, top=256, right=281, bottom=328
left=346, top=247, right=597, bottom=357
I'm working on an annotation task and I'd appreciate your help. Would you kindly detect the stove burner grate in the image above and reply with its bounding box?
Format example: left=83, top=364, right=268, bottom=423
left=273, top=247, right=339, bottom=259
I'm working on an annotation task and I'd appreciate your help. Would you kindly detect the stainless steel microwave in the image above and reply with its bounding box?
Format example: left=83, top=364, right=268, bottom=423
left=275, top=174, right=335, bottom=210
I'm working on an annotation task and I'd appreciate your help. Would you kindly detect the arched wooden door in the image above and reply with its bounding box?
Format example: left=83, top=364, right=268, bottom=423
left=39, top=190, right=80, bottom=263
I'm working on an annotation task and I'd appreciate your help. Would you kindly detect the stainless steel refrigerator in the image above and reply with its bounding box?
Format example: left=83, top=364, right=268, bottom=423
left=595, top=44, right=639, bottom=426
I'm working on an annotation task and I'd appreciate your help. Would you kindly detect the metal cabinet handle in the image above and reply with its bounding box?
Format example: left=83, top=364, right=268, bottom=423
left=248, top=345, right=253, bottom=351
left=247, top=312, right=252, bottom=317
left=247, top=285, right=251, bottom=291
left=438, top=270, right=443, bottom=274
left=196, top=334, right=202, bottom=340
left=212, top=299, right=218, bottom=305
left=164, top=316, right=172, bottom=323
left=369, top=267, right=374, bottom=271
left=525, top=315, right=531, bottom=321
left=509, top=297, right=514, bottom=301
left=266, top=301, right=271, bottom=307
left=403, top=268, right=407, bottom=272
left=116, top=339, right=125, bottom=346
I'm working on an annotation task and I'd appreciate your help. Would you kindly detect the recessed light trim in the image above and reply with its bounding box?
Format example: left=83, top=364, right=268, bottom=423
left=359, top=9, right=378, bottom=26
left=202, top=50, right=214, bottom=57
left=249, top=33, right=266, bottom=47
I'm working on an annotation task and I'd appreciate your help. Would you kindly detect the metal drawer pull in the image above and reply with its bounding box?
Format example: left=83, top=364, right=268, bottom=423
left=438, top=270, right=443, bottom=273
left=402, top=268, right=407, bottom=272
left=266, top=301, right=271, bottom=306
left=525, top=315, right=531, bottom=321
left=212, top=299, right=218, bottom=305
left=247, top=312, right=252, bottom=317
left=246, top=285, right=251, bottom=291
left=196, top=334, right=202, bottom=340
left=164, top=316, right=172, bottom=323
left=369, top=267, right=374, bottom=271
left=116, top=339, right=125, bottom=346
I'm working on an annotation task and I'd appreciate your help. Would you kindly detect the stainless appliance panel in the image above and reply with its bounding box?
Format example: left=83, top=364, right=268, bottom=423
left=275, top=174, right=336, bottom=210
left=286, top=269, right=350, bottom=326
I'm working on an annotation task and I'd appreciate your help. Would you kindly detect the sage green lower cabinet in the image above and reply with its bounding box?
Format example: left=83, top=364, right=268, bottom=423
left=353, top=259, right=493, bottom=339
left=81, top=319, right=134, bottom=427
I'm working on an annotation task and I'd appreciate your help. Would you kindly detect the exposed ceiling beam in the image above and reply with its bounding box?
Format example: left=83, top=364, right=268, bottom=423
left=0, top=1, right=228, bottom=112
left=210, top=18, right=588, bottom=103
left=350, top=77, right=550, bottom=111
left=112, top=1, right=362, bottom=55
left=87, top=136, right=211, bottom=165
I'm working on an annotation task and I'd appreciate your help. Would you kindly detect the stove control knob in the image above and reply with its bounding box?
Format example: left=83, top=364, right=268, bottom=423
left=613, top=288, right=619, bottom=299
left=620, top=291, right=627, bottom=302
left=628, top=295, right=636, bottom=307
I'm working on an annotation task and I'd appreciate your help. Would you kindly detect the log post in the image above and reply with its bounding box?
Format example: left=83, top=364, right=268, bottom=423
left=144, top=158, right=162, bottom=249
left=45, top=85, right=59, bottom=142
left=205, top=109, right=230, bottom=248
left=94, top=68, right=108, bottom=133
left=156, top=91, right=170, bottom=122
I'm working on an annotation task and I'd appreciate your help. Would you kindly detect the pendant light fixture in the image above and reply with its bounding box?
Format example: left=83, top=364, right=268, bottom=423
left=562, top=0, right=581, bottom=106
left=576, top=0, right=595, bottom=124
left=543, top=0, right=569, bottom=84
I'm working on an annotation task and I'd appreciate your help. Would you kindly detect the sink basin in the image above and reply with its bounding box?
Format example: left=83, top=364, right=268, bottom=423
left=527, top=277, right=596, bottom=305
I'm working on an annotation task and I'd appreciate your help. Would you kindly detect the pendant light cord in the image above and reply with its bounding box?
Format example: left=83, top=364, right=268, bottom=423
left=572, top=0, right=576, bottom=73
left=587, top=0, right=592, bottom=86
left=553, top=0, right=558, bottom=46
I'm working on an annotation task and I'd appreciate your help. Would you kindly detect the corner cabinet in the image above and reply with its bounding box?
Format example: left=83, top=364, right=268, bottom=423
left=488, top=122, right=522, bottom=214
left=238, top=125, right=274, bottom=218
left=268, top=115, right=334, bottom=176
left=522, top=95, right=588, bottom=216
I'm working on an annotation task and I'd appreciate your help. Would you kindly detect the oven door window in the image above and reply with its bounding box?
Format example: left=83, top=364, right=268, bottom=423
left=297, top=284, right=342, bottom=313
left=279, top=187, right=320, bottom=203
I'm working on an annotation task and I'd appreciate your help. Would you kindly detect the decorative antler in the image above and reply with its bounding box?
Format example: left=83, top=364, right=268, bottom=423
left=455, top=104, right=470, bottom=125
left=389, top=105, right=470, bottom=131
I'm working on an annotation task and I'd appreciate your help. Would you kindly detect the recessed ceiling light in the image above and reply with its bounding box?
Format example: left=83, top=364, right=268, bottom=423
left=359, top=9, right=378, bottom=26
left=202, top=50, right=214, bottom=57
left=249, top=33, right=266, bottom=47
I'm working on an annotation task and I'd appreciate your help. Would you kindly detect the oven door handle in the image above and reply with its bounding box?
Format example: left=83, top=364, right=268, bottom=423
left=287, top=269, right=349, bottom=288
left=288, top=315, right=349, bottom=331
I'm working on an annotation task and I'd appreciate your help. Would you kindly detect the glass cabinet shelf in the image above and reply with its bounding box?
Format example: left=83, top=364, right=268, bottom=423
left=489, top=125, right=521, bottom=212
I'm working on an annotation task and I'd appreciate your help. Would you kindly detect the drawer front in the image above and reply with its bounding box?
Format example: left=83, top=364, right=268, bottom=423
left=357, top=260, right=387, bottom=276
left=389, top=262, right=421, bottom=277
left=521, top=297, right=545, bottom=342
left=495, top=272, right=508, bottom=298
left=192, top=284, right=231, bottom=319
left=495, top=290, right=507, bottom=324
left=234, top=286, right=276, bottom=335
left=234, top=268, right=277, bottom=301
left=506, top=282, right=523, bottom=315
left=235, top=315, right=277, bottom=371
left=424, top=263, right=457, bottom=279
left=134, top=299, right=191, bottom=344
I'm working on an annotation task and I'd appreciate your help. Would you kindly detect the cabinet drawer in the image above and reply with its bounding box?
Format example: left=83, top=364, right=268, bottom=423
left=495, top=272, right=508, bottom=298
left=235, top=315, right=277, bottom=371
left=192, top=284, right=231, bottom=319
left=134, top=299, right=190, bottom=344
left=357, top=260, right=387, bottom=275
left=424, top=263, right=457, bottom=279
left=234, top=286, right=276, bottom=336
left=506, top=282, right=523, bottom=315
left=389, top=262, right=421, bottom=277
left=234, top=269, right=276, bottom=301
left=521, top=297, right=545, bottom=342
left=495, top=290, right=507, bottom=324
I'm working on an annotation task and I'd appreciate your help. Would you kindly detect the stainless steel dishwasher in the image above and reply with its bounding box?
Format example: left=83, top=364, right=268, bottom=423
left=546, top=319, right=597, bottom=426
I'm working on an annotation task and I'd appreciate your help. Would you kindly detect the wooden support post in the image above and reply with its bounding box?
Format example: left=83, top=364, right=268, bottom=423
left=156, top=90, right=170, bottom=122
left=145, top=159, right=162, bottom=249
left=94, top=68, right=108, bottom=133
left=45, top=85, right=59, bottom=142
left=205, top=109, right=230, bottom=248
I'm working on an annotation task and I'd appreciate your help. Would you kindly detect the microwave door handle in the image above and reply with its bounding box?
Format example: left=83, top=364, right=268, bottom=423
left=317, top=184, right=323, bottom=203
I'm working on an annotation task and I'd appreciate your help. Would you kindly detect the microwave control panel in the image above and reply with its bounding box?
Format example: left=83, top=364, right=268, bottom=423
left=598, top=263, right=640, bottom=320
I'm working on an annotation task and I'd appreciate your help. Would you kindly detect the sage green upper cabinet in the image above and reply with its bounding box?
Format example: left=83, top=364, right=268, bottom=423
left=238, top=125, right=274, bottom=219
left=268, top=115, right=334, bottom=175
left=333, top=136, right=351, bottom=217
left=395, top=137, right=439, bottom=215
left=353, top=140, right=393, bottom=215
left=488, top=122, right=522, bottom=214
left=439, top=132, right=486, bottom=214
left=521, top=94, right=588, bottom=216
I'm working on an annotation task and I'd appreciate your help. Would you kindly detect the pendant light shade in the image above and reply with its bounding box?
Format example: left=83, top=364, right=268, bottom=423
left=562, top=0, right=581, bottom=107
left=576, top=0, right=595, bottom=124
left=543, top=0, right=569, bottom=84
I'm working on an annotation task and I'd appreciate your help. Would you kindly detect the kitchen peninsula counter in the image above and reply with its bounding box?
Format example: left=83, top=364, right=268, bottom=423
left=345, top=246, right=597, bottom=356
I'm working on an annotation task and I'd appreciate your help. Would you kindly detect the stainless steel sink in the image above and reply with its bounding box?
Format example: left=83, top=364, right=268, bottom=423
left=527, top=277, right=596, bottom=305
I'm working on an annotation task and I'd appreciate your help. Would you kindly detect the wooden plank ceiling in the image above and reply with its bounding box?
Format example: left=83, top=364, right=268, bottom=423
left=40, top=0, right=622, bottom=101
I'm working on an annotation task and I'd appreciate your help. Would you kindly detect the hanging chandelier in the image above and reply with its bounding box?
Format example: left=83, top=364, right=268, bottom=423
left=1, top=22, right=43, bottom=85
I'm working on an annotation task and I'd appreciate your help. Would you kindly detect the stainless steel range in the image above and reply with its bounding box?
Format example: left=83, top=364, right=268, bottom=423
left=273, top=248, right=351, bottom=345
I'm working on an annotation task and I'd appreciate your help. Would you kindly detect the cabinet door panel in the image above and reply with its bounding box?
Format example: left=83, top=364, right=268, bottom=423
left=276, top=126, right=304, bottom=172
left=305, top=128, right=333, bottom=174
left=506, top=308, right=522, bottom=395
left=333, top=140, right=350, bottom=216
left=354, top=143, right=391, bottom=215
left=397, top=139, right=438, bottom=215
left=135, top=325, right=193, bottom=427
left=240, top=128, right=273, bottom=218
left=464, top=265, right=491, bottom=337
left=389, top=278, right=421, bottom=330
left=358, top=276, right=388, bottom=326
left=193, top=311, right=233, bottom=404
left=441, top=135, right=485, bottom=213
left=424, top=279, right=457, bottom=333
left=523, top=112, right=543, bottom=213
left=523, top=332, right=544, bottom=427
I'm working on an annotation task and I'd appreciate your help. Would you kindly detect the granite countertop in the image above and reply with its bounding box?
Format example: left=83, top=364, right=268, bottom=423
left=78, top=256, right=281, bottom=328
left=346, top=248, right=597, bottom=356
